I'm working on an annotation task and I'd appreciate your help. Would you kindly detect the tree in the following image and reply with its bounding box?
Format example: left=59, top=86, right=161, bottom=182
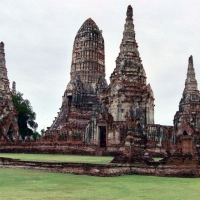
left=33, top=129, right=44, bottom=140
left=40, top=129, right=45, bottom=135
left=33, top=131, right=40, bottom=140
left=12, top=92, right=38, bottom=139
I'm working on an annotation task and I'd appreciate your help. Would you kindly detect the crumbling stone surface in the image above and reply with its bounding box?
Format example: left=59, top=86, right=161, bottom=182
left=1, top=156, right=200, bottom=177
left=161, top=153, right=199, bottom=166
left=172, top=56, right=200, bottom=155
left=2, top=5, right=200, bottom=175
left=160, top=56, right=200, bottom=165
left=102, top=5, right=154, bottom=123
left=0, top=141, right=123, bottom=156
left=0, top=42, right=19, bottom=142
left=40, top=5, right=155, bottom=152
left=44, top=18, right=107, bottom=146
left=145, top=124, right=173, bottom=157
left=84, top=5, right=154, bottom=153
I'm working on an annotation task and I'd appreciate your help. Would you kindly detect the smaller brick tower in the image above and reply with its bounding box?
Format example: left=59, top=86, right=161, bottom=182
left=173, top=56, right=200, bottom=155
left=174, top=56, right=200, bottom=136
left=0, top=42, right=18, bottom=141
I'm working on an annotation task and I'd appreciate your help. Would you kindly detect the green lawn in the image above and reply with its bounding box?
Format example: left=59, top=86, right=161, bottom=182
left=0, top=153, right=113, bottom=164
left=0, top=168, right=199, bottom=200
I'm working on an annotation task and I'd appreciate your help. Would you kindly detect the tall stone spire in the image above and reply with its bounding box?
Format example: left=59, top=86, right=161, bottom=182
left=110, top=5, right=145, bottom=83
left=0, top=42, right=11, bottom=99
left=180, top=55, right=199, bottom=105
left=102, top=5, right=154, bottom=124
left=119, top=5, right=139, bottom=58
left=184, top=55, right=198, bottom=93
left=0, top=42, right=19, bottom=141
left=173, top=56, right=200, bottom=139
left=85, top=5, right=154, bottom=149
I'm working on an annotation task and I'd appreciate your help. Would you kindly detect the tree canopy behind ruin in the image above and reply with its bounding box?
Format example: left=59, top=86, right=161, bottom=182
left=12, top=92, right=38, bottom=139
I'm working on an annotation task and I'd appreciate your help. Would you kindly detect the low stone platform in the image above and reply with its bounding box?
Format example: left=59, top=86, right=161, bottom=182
left=1, top=157, right=200, bottom=177
left=0, top=142, right=125, bottom=156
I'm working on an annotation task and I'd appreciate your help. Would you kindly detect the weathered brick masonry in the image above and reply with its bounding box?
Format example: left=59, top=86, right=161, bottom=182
left=0, top=42, right=19, bottom=142
left=1, top=5, right=200, bottom=176
left=1, top=156, right=200, bottom=177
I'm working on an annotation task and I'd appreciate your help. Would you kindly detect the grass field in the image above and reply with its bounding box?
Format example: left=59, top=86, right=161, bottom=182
left=0, top=168, right=200, bottom=200
left=0, top=154, right=199, bottom=199
left=153, top=157, right=163, bottom=161
left=0, top=153, right=113, bottom=164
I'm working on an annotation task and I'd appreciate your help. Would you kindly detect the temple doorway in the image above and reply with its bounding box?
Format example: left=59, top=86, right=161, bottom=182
left=7, top=123, right=14, bottom=140
left=68, top=96, right=72, bottom=106
left=99, top=126, right=106, bottom=147
left=183, top=130, right=188, bottom=135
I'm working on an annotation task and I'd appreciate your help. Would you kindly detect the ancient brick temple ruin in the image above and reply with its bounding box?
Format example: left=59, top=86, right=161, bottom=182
left=32, top=5, right=199, bottom=158
left=0, top=42, right=19, bottom=141
left=49, top=18, right=107, bottom=142
left=37, top=5, right=167, bottom=157
left=1, top=4, right=200, bottom=168
left=85, top=5, right=154, bottom=147
left=43, top=5, right=155, bottom=153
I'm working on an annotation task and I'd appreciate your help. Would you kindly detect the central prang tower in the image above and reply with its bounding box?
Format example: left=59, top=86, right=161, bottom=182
left=50, top=18, right=107, bottom=138
left=70, top=18, right=106, bottom=86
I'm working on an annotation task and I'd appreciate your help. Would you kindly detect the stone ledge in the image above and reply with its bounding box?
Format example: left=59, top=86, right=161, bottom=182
left=1, top=157, right=200, bottom=177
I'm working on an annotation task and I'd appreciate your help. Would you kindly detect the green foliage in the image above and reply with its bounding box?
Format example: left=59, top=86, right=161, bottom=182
left=32, top=131, right=40, bottom=140
left=40, top=129, right=45, bottom=135
left=12, top=92, right=38, bottom=139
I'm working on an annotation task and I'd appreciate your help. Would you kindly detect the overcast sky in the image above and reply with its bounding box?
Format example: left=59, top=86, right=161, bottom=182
left=1, top=0, right=200, bottom=132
